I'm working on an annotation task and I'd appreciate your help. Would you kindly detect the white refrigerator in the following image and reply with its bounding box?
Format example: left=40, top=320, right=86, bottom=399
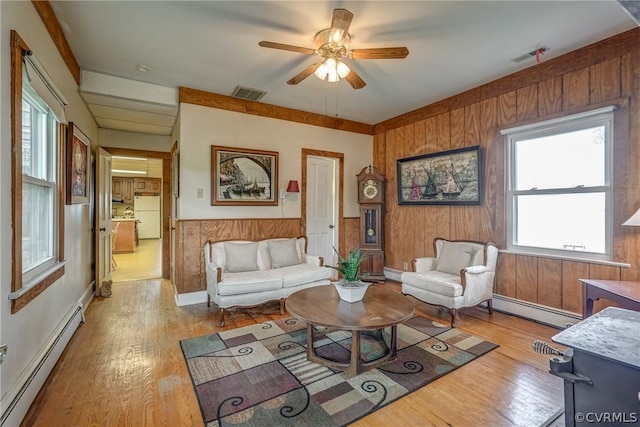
left=134, top=195, right=161, bottom=239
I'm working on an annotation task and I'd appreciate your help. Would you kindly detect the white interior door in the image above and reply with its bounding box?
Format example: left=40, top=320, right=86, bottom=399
left=306, top=156, right=338, bottom=270
left=95, top=148, right=113, bottom=295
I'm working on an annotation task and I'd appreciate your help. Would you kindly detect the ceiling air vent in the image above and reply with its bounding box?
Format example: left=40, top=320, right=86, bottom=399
left=511, top=46, right=550, bottom=63
left=231, top=86, right=267, bottom=101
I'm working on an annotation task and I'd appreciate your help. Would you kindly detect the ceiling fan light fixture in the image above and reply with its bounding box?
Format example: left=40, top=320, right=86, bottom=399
left=337, top=61, right=350, bottom=78
left=314, top=61, right=328, bottom=79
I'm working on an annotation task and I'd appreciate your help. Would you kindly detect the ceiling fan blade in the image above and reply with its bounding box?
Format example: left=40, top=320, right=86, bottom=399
left=259, top=41, right=315, bottom=55
left=344, top=68, right=366, bottom=90
left=330, top=8, right=353, bottom=44
left=350, top=47, right=409, bottom=60
left=287, top=63, right=322, bottom=85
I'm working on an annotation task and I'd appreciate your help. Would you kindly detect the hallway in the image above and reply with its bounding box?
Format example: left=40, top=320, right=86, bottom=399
left=111, top=239, right=162, bottom=282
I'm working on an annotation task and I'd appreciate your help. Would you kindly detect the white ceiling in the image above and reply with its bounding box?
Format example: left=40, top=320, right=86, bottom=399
left=50, top=1, right=637, bottom=134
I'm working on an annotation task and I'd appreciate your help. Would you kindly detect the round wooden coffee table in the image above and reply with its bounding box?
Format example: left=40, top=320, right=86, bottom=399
left=285, top=284, right=414, bottom=377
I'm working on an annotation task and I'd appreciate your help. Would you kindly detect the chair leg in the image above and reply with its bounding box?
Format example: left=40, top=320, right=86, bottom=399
left=487, top=299, right=493, bottom=315
left=279, top=298, right=285, bottom=315
left=207, top=294, right=211, bottom=307
left=219, top=308, right=225, bottom=327
left=450, top=308, right=457, bottom=328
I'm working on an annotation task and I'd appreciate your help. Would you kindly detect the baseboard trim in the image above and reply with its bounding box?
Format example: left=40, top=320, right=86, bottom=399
left=384, top=267, right=581, bottom=329
left=175, top=290, right=207, bottom=306
left=0, top=304, right=83, bottom=427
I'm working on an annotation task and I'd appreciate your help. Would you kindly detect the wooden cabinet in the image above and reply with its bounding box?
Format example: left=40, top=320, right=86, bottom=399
left=112, top=178, right=134, bottom=202
left=134, top=178, right=161, bottom=193
left=112, top=220, right=136, bottom=253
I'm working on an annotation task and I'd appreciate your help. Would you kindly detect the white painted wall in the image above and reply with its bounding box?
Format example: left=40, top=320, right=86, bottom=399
left=178, top=103, right=373, bottom=219
left=0, top=0, right=97, bottom=407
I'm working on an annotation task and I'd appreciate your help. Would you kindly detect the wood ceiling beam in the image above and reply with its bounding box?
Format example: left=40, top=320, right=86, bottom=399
left=179, top=87, right=375, bottom=136
left=31, top=0, right=81, bottom=85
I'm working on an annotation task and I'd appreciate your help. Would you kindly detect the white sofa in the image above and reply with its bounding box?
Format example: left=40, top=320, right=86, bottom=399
left=204, top=236, right=332, bottom=326
left=400, top=238, right=498, bottom=327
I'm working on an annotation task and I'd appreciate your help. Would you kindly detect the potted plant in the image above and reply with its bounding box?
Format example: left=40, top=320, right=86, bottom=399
left=327, top=247, right=370, bottom=302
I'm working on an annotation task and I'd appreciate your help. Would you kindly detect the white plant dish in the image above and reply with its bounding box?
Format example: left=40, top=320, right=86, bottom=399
left=332, top=281, right=370, bottom=303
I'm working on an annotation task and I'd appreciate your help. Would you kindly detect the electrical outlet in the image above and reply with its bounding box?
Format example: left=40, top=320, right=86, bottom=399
left=403, top=262, right=408, bottom=270
left=197, top=188, right=203, bottom=198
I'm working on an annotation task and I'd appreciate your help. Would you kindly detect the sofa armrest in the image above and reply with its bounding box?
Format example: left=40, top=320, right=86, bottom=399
left=412, top=257, right=437, bottom=272
left=460, top=265, right=495, bottom=300
left=304, top=254, right=324, bottom=267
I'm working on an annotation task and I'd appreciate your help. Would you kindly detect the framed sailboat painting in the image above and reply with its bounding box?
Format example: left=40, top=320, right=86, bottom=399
left=396, top=145, right=482, bottom=205
left=211, top=145, right=279, bottom=206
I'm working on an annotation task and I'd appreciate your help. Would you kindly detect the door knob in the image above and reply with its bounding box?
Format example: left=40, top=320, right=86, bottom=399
left=329, top=224, right=334, bottom=229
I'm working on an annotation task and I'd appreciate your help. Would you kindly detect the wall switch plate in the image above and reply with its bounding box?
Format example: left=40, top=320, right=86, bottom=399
left=403, top=262, right=408, bottom=270
left=197, top=188, right=203, bottom=198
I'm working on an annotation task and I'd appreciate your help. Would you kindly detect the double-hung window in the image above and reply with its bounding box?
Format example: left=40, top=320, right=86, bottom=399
left=22, top=83, right=59, bottom=283
left=11, top=30, right=66, bottom=312
left=503, top=107, right=614, bottom=261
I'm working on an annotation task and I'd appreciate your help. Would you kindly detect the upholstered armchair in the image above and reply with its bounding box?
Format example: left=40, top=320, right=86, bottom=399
left=400, top=238, right=498, bottom=327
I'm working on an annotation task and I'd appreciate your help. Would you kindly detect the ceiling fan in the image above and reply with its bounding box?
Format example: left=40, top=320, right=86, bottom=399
left=258, top=8, right=409, bottom=89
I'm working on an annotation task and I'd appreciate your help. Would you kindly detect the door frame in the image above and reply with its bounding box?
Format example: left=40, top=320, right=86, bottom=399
left=301, top=148, right=345, bottom=257
left=103, top=147, right=171, bottom=279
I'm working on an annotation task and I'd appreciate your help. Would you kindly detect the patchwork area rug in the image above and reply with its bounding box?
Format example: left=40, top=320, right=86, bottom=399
left=181, top=316, right=498, bottom=426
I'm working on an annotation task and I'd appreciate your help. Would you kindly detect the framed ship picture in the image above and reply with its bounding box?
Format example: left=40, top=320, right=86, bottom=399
left=396, top=145, right=482, bottom=205
left=211, top=145, right=279, bottom=206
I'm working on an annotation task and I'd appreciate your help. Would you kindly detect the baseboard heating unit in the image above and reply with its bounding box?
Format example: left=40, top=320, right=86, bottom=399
left=0, top=304, right=84, bottom=426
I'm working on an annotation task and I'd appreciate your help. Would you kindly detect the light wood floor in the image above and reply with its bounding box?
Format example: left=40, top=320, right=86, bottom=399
left=111, top=239, right=162, bottom=282
left=21, top=280, right=565, bottom=427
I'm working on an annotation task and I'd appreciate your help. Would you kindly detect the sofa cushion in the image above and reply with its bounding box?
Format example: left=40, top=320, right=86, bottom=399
left=401, top=271, right=463, bottom=297
left=270, top=264, right=333, bottom=288
left=268, top=239, right=301, bottom=268
left=224, top=242, right=259, bottom=273
left=436, top=241, right=476, bottom=275
left=216, top=270, right=282, bottom=296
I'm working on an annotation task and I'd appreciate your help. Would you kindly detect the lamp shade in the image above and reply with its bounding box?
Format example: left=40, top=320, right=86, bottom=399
left=286, top=180, right=300, bottom=193
left=623, top=208, right=640, bottom=226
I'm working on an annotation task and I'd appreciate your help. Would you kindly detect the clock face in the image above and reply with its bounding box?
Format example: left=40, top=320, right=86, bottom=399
left=363, top=179, right=378, bottom=199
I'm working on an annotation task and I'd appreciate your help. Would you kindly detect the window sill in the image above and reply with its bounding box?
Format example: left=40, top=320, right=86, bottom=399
left=498, top=249, right=630, bottom=268
left=10, top=261, right=67, bottom=313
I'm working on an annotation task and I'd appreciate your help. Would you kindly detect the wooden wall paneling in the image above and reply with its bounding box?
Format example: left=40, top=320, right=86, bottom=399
left=373, top=133, right=386, bottom=175
left=537, top=258, right=562, bottom=309
left=496, top=253, right=516, bottom=297
left=449, top=108, right=466, bottom=240
left=516, top=85, right=538, bottom=122
left=410, top=121, right=428, bottom=262
left=435, top=114, right=452, bottom=242
left=343, top=217, right=360, bottom=257
left=419, top=117, right=439, bottom=254
left=620, top=53, right=632, bottom=97
left=537, top=77, right=563, bottom=117
left=561, top=261, right=589, bottom=314
left=515, top=255, right=538, bottom=303
left=562, top=67, right=590, bottom=111
left=398, top=124, right=417, bottom=269
left=497, top=90, right=517, bottom=127
left=589, top=263, right=623, bottom=313
left=621, top=49, right=640, bottom=281
left=479, top=97, right=498, bottom=244
left=386, top=129, right=403, bottom=270
left=589, top=57, right=621, bottom=104
left=180, top=221, right=205, bottom=294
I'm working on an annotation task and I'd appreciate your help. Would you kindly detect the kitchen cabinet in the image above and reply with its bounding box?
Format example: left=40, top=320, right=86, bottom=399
left=112, top=178, right=134, bottom=202
left=112, top=219, right=136, bottom=253
left=134, top=178, right=161, bottom=193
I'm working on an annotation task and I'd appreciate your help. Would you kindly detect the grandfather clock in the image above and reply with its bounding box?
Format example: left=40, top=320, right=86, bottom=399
left=356, top=165, right=385, bottom=282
